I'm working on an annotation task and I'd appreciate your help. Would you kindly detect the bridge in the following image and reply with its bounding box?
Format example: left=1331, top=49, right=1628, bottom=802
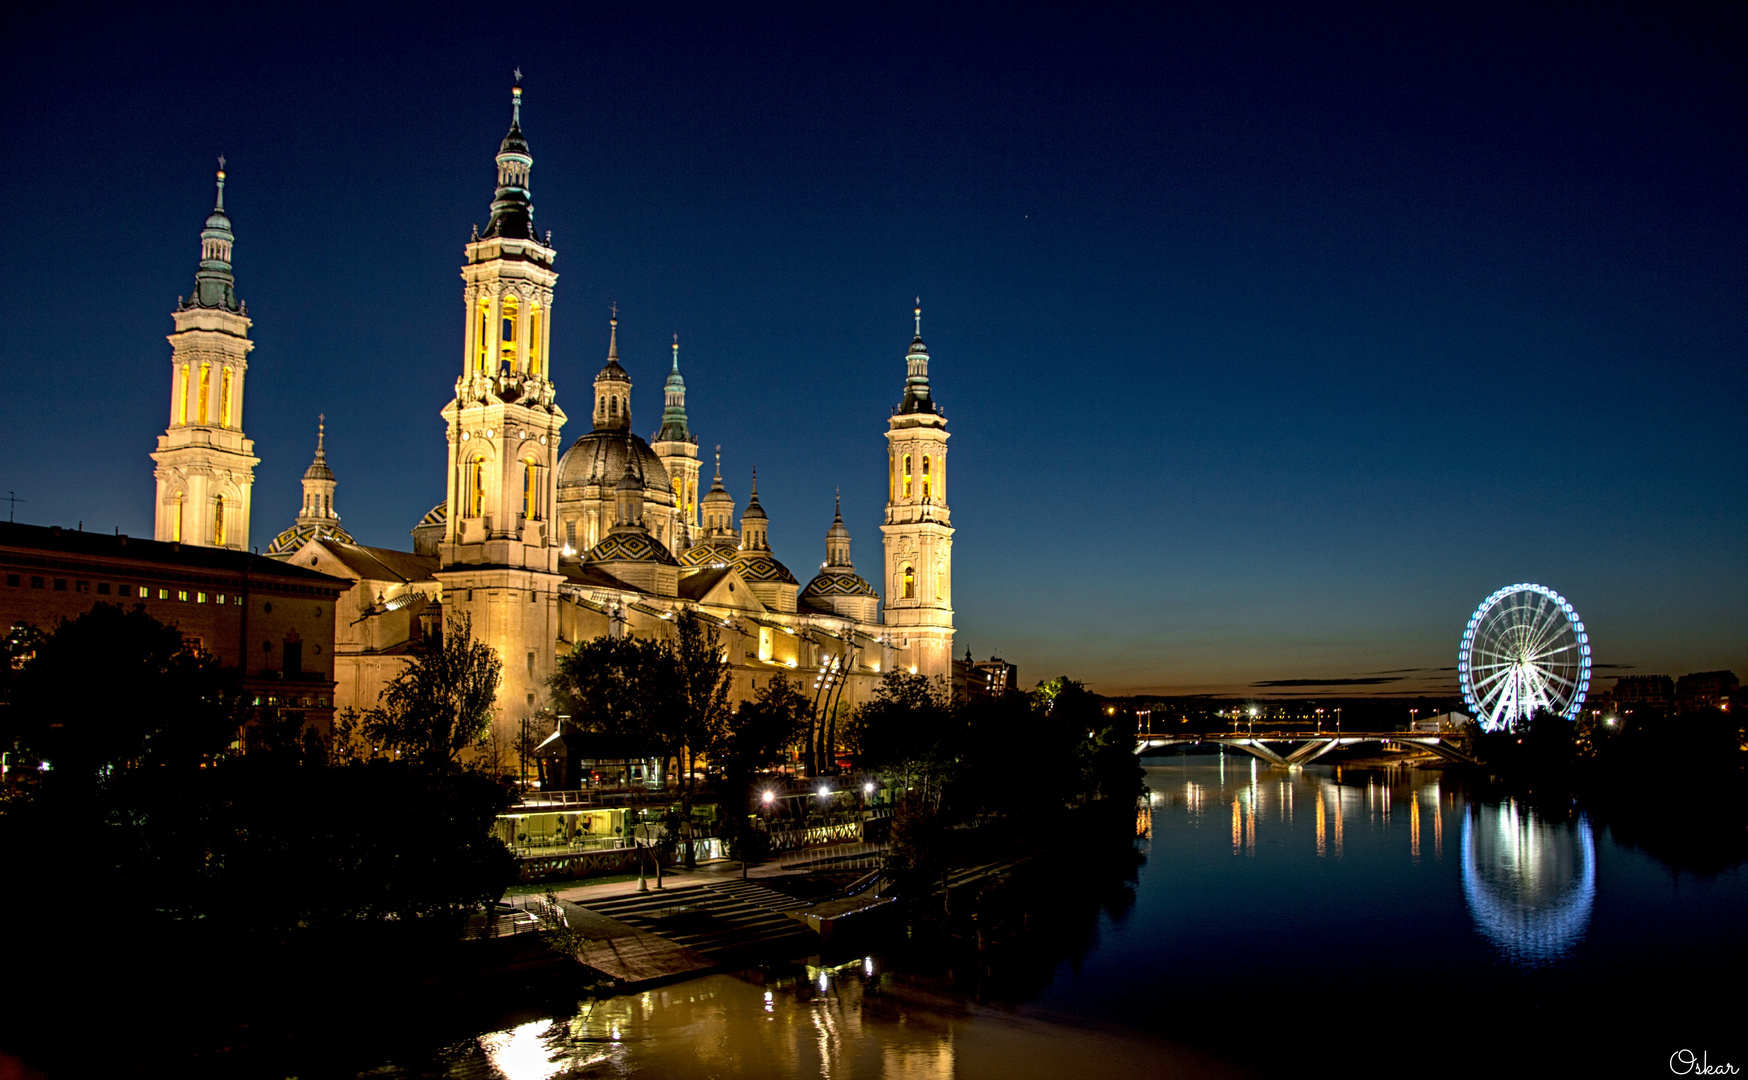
left=1135, top=731, right=1477, bottom=768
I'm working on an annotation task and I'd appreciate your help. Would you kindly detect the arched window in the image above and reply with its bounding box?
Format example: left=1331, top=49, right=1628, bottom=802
left=902, top=563, right=915, bottom=600
left=466, top=455, right=487, bottom=518
left=522, top=457, right=539, bottom=520
left=903, top=455, right=912, bottom=498
left=476, top=298, right=491, bottom=373
left=172, top=493, right=184, bottom=543
left=936, top=561, right=944, bottom=600
left=610, top=396, right=619, bottom=417
left=219, top=367, right=233, bottom=428
left=528, top=303, right=543, bottom=376
left=213, top=495, right=226, bottom=547
left=922, top=456, right=931, bottom=500
left=197, top=362, right=211, bottom=425
left=500, top=295, right=519, bottom=368
left=175, top=363, right=189, bottom=426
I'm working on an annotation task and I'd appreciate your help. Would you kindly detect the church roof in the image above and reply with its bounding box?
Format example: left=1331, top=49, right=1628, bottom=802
left=675, top=565, right=735, bottom=600
left=266, top=521, right=354, bottom=559
left=802, top=570, right=879, bottom=599
left=678, top=539, right=740, bottom=567
left=583, top=531, right=679, bottom=566
left=417, top=503, right=447, bottom=529
left=305, top=541, right=438, bottom=583
left=734, top=550, right=798, bottom=585
left=557, top=431, right=672, bottom=496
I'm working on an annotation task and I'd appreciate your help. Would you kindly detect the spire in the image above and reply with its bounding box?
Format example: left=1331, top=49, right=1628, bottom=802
left=897, top=297, right=937, bottom=415
left=482, top=76, right=536, bottom=241
left=699, top=444, right=735, bottom=537
left=294, top=413, right=340, bottom=529
left=303, top=414, right=334, bottom=482
left=824, top=488, right=852, bottom=567
left=593, top=307, right=632, bottom=431
left=655, top=333, right=692, bottom=443
left=187, top=158, right=241, bottom=312
left=740, top=468, right=769, bottom=549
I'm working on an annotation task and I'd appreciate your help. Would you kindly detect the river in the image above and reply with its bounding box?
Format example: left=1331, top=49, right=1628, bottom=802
left=361, top=756, right=1747, bottom=1078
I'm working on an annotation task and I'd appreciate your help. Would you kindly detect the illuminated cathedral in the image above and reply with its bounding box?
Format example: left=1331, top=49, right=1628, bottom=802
left=151, top=82, right=956, bottom=750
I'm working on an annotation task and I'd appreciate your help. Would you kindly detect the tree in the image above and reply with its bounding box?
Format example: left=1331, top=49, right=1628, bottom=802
left=550, top=632, right=675, bottom=763
left=364, top=611, right=501, bottom=771
left=847, top=670, right=959, bottom=810
left=3, top=603, right=249, bottom=796
left=672, top=617, right=734, bottom=801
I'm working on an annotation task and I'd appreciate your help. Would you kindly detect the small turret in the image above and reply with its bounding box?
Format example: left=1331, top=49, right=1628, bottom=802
left=592, top=308, right=632, bottom=431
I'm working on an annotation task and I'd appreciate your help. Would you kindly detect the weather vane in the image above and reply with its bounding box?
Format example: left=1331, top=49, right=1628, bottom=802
left=217, top=154, right=226, bottom=170
left=513, top=67, right=523, bottom=85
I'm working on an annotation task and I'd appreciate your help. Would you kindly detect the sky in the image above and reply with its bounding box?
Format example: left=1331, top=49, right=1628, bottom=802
left=1, top=3, right=1742, bottom=697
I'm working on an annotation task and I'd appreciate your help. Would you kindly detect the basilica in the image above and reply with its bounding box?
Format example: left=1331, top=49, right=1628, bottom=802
left=147, top=82, right=956, bottom=751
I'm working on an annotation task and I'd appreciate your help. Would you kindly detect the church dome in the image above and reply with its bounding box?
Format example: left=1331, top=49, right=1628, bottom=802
left=583, top=531, right=679, bottom=566
left=557, top=432, right=672, bottom=496
left=734, top=550, right=798, bottom=585
left=266, top=521, right=353, bottom=559
left=679, top=540, right=740, bottom=567
left=802, top=571, right=879, bottom=600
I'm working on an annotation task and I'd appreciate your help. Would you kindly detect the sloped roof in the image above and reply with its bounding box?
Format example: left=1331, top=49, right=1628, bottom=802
left=307, top=541, right=438, bottom=584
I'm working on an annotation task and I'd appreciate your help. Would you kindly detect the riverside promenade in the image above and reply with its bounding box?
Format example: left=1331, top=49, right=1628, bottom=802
left=541, top=855, right=871, bottom=989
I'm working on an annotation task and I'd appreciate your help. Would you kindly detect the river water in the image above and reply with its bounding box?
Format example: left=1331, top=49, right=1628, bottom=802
left=363, top=757, right=1747, bottom=1078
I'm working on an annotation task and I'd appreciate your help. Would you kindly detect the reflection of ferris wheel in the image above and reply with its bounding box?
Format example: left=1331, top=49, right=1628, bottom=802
left=1459, top=584, right=1591, bottom=732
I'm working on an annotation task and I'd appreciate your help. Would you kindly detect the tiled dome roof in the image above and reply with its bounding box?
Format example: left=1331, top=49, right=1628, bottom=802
left=584, top=531, right=679, bottom=566
left=734, top=551, right=798, bottom=585
left=266, top=521, right=353, bottom=558
left=680, top=540, right=741, bottom=567
left=802, top=571, right=878, bottom=599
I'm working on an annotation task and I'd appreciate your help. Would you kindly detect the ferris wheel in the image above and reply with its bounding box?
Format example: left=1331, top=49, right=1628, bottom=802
left=1458, top=584, right=1591, bottom=732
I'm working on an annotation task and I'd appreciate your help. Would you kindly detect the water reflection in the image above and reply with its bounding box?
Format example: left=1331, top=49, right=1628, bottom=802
left=1461, top=800, right=1596, bottom=967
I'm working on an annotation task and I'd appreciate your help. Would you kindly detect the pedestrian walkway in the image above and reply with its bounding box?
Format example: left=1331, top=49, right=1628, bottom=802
left=582, top=879, right=819, bottom=964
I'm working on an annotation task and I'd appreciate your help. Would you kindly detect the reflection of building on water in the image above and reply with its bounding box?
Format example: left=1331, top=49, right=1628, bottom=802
left=1462, top=800, right=1596, bottom=966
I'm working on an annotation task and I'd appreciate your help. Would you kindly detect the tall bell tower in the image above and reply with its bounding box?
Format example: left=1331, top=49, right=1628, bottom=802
left=434, top=77, right=568, bottom=742
left=151, top=160, right=258, bottom=549
left=880, top=301, right=954, bottom=680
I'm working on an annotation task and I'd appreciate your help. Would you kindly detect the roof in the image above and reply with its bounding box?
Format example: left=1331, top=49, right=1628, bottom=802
left=562, top=564, right=648, bottom=593
left=0, top=521, right=345, bottom=591
left=301, top=541, right=438, bottom=584
left=802, top=571, right=879, bottom=599
left=676, top=565, right=735, bottom=600
left=557, top=430, right=672, bottom=495
left=266, top=521, right=354, bottom=558
left=679, top=540, right=740, bottom=567
left=583, top=531, right=679, bottom=567
left=735, top=550, right=798, bottom=585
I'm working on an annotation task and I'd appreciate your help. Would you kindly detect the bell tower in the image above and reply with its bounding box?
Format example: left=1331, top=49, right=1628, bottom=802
left=434, top=76, right=568, bottom=742
left=880, top=301, right=954, bottom=679
left=150, top=159, right=259, bottom=549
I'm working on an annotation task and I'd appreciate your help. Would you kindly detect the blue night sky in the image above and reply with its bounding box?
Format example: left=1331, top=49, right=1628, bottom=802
left=2, top=4, right=1742, bottom=696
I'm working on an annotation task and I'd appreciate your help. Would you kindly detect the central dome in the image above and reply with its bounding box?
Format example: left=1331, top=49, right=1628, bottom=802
left=557, top=431, right=672, bottom=495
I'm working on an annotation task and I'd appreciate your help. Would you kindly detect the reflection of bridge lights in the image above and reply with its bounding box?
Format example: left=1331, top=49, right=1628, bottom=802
left=1461, top=801, right=1595, bottom=967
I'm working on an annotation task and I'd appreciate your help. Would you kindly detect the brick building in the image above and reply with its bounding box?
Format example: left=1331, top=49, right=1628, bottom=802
left=0, top=521, right=346, bottom=734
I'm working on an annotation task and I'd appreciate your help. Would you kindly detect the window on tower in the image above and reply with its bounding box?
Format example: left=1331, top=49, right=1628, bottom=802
left=213, top=495, right=226, bottom=546
left=500, top=296, right=518, bottom=368
left=902, top=563, right=915, bottom=600
left=176, top=363, right=189, bottom=426
left=522, top=457, right=540, bottom=521
left=476, top=298, right=491, bottom=373
left=529, top=303, right=543, bottom=376
left=220, top=367, right=233, bottom=428
left=467, top=456, right=486, bottom=518
left=172, top=493, right=184, bottom=543
left=197, top=362, right=211, bottom=425
left=903, top=455, right=912, bottom=498
left=922, top=456, right=931, bottom=500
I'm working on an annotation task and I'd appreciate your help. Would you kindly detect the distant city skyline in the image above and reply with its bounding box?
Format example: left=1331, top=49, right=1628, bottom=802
left=2, top=5, right=1741, bottom=695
